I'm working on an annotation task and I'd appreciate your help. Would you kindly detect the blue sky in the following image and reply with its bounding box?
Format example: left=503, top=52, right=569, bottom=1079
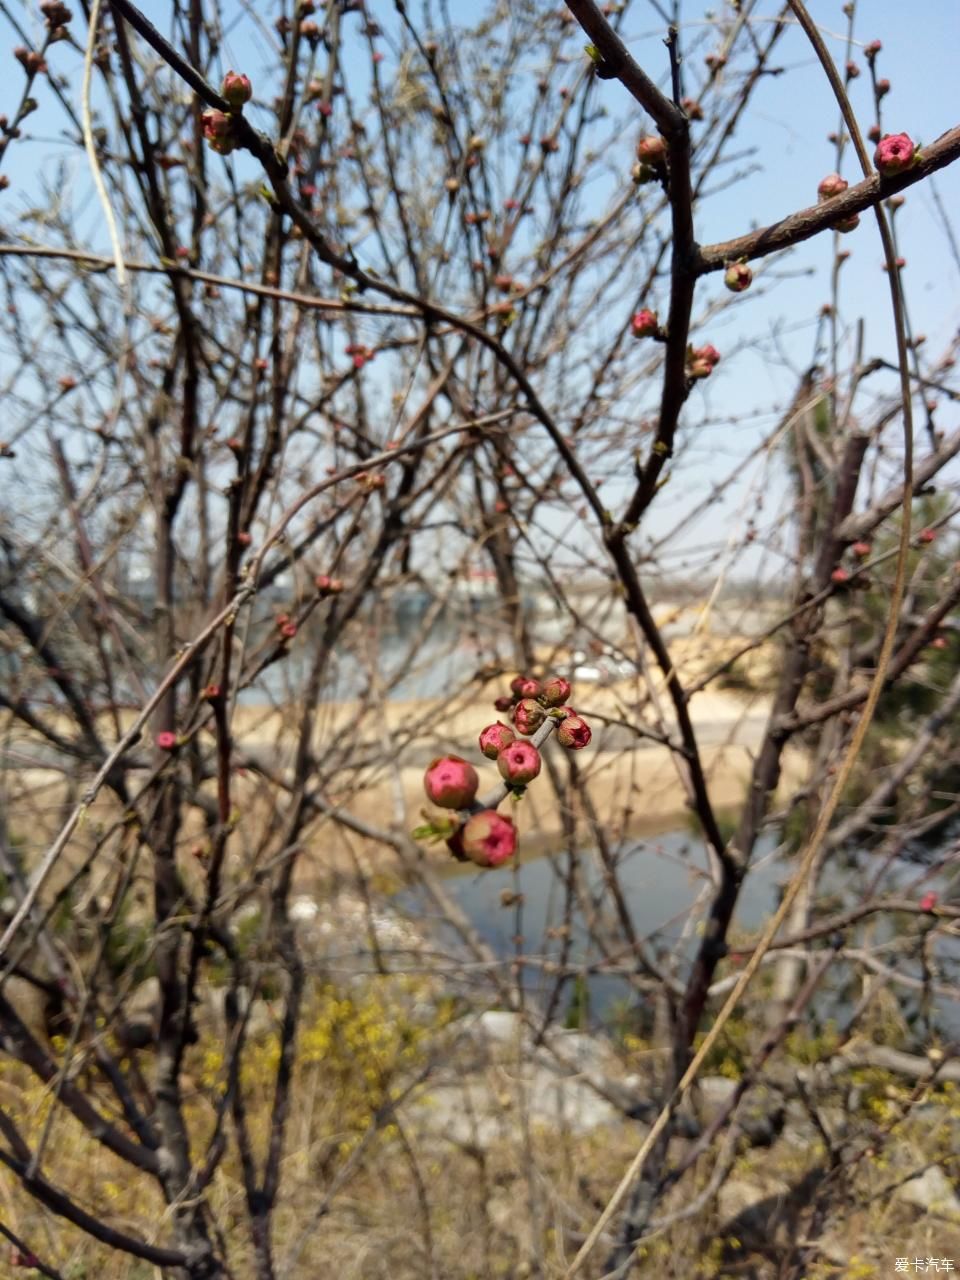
left=0, top=1, right=957, bottom=585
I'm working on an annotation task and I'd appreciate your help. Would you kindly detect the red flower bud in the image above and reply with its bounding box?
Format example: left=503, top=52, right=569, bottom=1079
left=156, top=731, right=177, bottom=750
left=556, top=715, right=591, bottom=749
left=919, top=891, right=937, bottom=912
left=460, top=810, right=517, bottom=868
left=479, top=721, right=516, bottom=759
left=222, top=70, right=252, bottom=109
left=723, top=262, right=752, bottom=293
left=280, top=622, right=297, bottom=639
left=203, top=683, right=221, bottom=701
left=513, top=698, right=545, bottom=735
left=918, top=528, right=936, bottom=544
left=830, top=567, right=849, bottom=585
left=424, top=755, right=479, bottom=809
left=851, top=541, right=871, bottom=558
left=497, top=740, right=541, bottom=785
left=874, top=132, right=915, bottom=177
left=539, top=675, right=572, bottom=707
left=493, top=694, right=515, bottom=712
left=876, top=78, right=890, bottom=98
left=631, top=309, right=659, bottom=339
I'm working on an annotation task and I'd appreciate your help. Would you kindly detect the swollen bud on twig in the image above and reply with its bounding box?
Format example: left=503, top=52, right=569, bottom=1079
left=423, top=756, right=479, bottom=809
left=636, top=135, right=666, bottom=165
left=513, top=698, right=545, bottom=735
left=202, top=109, right=237, bottom=155
left=631, top=309, right=659, bottom=339
left=686, top=343, right=720, bottom=380
left=874, top=132, right=916, bottom=177
left=479, top=721, right=516, bottom=759
left=539, top=675, right=571, bottom=707
left=497, top=740, right=542, bottom=785
left=556, top=715, right=592, bottom=749
left=221, top=70, right=252, bottom=110
left=723, top=261, right=752, bottom=293
left=460, top=810, right=517, bottom=868
left=817, top=173, right=848, bottom=201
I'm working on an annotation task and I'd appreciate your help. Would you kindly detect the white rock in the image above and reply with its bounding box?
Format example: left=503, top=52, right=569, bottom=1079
left=895, top=1165, right=960, bottom=1221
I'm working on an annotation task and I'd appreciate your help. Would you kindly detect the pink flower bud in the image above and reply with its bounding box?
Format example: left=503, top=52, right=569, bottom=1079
left=556, top=715, right=591, bottom=749
left=222, top=70, right=252, bottom=109
left=513, top=698, right=545, bottom=735
left=845, top=60, right=860, bottom=79
left=553, top=705, right=577, bottom=719
left=280, top=622, right=297, bottom=639
left=156, top=731, right=177, bottom=750
left=876, top=78, right=890, bottom=98
left=497, top=740, right=541, bottom=785
left=817, top=173, right=848, bottom=201
left=424, top=755, right=479, bottom=809
left=830, top=567, right=849, bottom=585
left=631, top=309, right=659, bottom=339
left=479, top=721, right=516, bottom=759
left=687, top=343, right=720, bottom=379
left=864, top=39, right=881, bottom=61
left=539, top=675, right=572, bottom=707
left=460, top=810, right=517, bottom=868
left=493, top=694, right=515, bottom=712
left=636, top=135, right=666, bottom=164
left=918, top=528, right=936, bottom=544
left=851, top=541, right=871, bottom=557
left=203, top=683, right=221, bottom=700
left=510, top=675, right=537, bottom=697
left=919, top=891, right=937, bottom=912
left=723, top=262, right=752, bottom=293
left=874, top=132, right=915, bottom=177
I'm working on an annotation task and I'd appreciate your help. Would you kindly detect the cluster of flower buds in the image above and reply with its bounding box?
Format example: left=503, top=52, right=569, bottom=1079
left=314, top=573, right=345, bottom=595
left=275, top=612, right=298, bottom=640
left=417, top=675, right=592, bottom=870
left=40, top=1, right=71, bottom=38
left=496, top=674, right=592, bottom=751
left=686, top=343, right=721, bottom=380
left=14, top=46, right=47, bottom=74
left=874, top=132, right=916, bottom=178
left=345, top=342, right=376, bottom=369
